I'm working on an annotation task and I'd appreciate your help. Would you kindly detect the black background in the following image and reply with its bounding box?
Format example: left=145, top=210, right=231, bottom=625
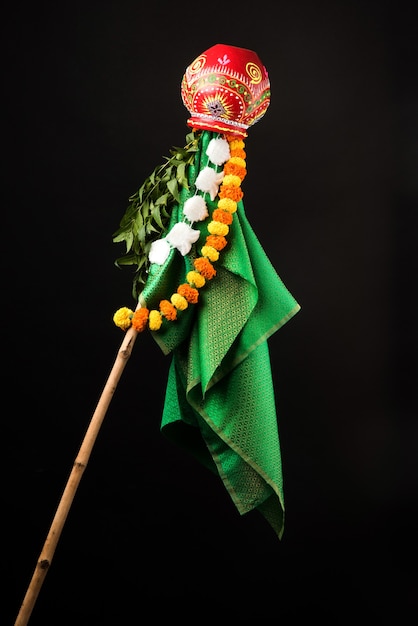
left=3, top=0, right=417, bottom=623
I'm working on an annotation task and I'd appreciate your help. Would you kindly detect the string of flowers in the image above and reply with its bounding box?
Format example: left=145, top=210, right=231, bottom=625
left=113, top=134, right=247, bottom=333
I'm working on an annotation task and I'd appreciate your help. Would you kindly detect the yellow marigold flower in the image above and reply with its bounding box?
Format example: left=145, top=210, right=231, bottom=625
left=113, top=307, right=133, bottom=330
left=201, top=245, right=219, bottom=262
left=213, top=208, right=233, bottom=225
left=208, top=221, right=229, bottom=236
left=159, top=299, right=177, bottom=321
left=187, top=270, right=205, bottom=288
left=229, top=139, right=245, bottom=151
left=217, top=198, right=237, bottom=213
left=149, top=309, right=162, bottom=331
left=131, top=307, right=149, bottom=332
left=171, top=293, right=188, bottom=310
left=178, top=283, right=199, bottom=303
left=228, top=156, right=246, bottom=168
left=222, top=174, right=241, bottom=188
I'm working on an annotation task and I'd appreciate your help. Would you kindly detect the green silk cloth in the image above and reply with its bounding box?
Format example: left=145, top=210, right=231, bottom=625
left=139, top=131, right=300, bottom=538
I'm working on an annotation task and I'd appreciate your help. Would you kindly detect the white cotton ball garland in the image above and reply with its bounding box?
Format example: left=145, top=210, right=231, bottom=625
left=206, top=137, right=231, bottom=166
left=148, top=135, right=232, bottom=267
left=166, top=222, right=200, bottom=256
left=149, top=238, right=171, bottom=265
left=195, top=166, right=224, bottom=201
left=183, top=195, right=209, bottom=222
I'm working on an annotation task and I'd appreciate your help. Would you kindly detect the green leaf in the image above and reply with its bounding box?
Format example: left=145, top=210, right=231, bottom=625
left=166, top=177, right=179, bottom=201
left=113, top=129, right=201, bottom=293
left=114, top=252, right=138, bottom=267
left=176, top=162, right=186, bottom=185
left=155, top=192, right=169, bottom=206
left=151, top=204, right=164, bottom=229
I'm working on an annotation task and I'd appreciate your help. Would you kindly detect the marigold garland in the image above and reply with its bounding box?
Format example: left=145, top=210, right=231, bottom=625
left=113, top=135, right=246, bottom=333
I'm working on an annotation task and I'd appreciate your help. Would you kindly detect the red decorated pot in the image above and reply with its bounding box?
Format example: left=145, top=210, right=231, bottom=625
left=181, top=43, right=270, bottom=138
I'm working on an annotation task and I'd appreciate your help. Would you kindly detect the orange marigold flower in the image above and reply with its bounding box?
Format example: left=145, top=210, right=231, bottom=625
left=131, top=307, right=149, bottom=332
left=205, top=234, right=228, bottom=250
left=229, top=147, right=246, bottom=159
left=194, top=257, right=217, bottom=280
left=178, top=283, right=199, bottom=304
left=212, top=208, right=233, bottom=225
left=224, top=133, right=243, bottom=143
left=159, top=299, right=177, bottom=321
left=218, top=186, right=243, bottom=202
left=224, top=161, right=247, bottom=180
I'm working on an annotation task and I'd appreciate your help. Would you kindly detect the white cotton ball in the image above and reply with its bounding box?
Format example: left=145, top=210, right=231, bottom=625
left=206, top=137, right=230, bottom=166
left=148, top=238, right=171, bottom=265
left=183, top=195, right=209, bottom=223
left=166, top=222, right=200, bottom=256
left=195, top=166, right=224, bottom=201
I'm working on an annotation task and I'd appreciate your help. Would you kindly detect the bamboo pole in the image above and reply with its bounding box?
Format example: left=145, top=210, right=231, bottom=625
left=14, top=323, right=139, bottom=626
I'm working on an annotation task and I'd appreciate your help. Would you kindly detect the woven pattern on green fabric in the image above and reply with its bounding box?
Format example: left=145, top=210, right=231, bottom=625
left=139, top=131, right=300, bottom=538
